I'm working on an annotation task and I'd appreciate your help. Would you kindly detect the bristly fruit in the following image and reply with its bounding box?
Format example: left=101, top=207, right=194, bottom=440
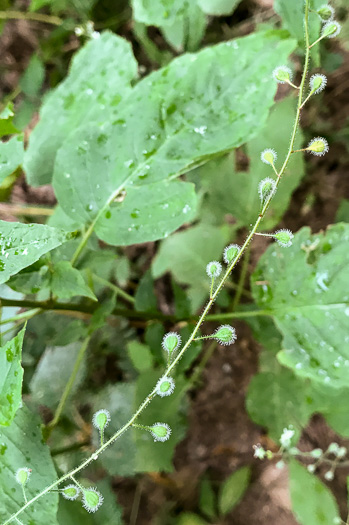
left=274, top=229, right=294, bottom=248
left=260, top=148, right=277, bottom=167
left=272, top=66, right=293, bottom=84
left=15, top=467, right=31, bottom=486
left=223, top=244, right=240, bottom=264
left=258, top=177, right=276, bottom=203
left=321, top=20, right=341, bottom=38
left=162, top=332, right=181, bottom=355
left=82, top=487, right=104, bottom=513
left=317, top=4, right=335, bottom=21
left=306, top=137, right=329, bottom=156
left=92, top=409, right=111, bottom=432
left=61, top=484, right=80, bottom=501
left=155, top=376, right=175, bottom=397
left=309, top=74, right=327, bottom=94
left=149, top=423, right=172, bottom=442
left=206, top=261, right=222, bottom=278
left=213, top=325, right=237, bottom=345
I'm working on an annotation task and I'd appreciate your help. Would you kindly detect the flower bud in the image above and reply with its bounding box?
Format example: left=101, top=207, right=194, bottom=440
left=62, top=484, right=80, bottom=501
left=260, top=148, right=277, bottom=166
left=223, top=244, right=241, bottom=264
left=156, top=376, right=175, bottom=397
left=258, top=177, right=276, bottom=204
left=306, top=137, right=329, bottom=156
left=307, top=464, right=316, bottom=473
left=149, top=423, right=171, bottom=442
left=321, top=20, right=341, bottom=38
left=274, top=229, right=294, bottom=248
left=324, top=470, right=334, bottom=481
left=214, top=325, right=237, bottom=345
left=206, top=261, right=222, bottom=278
left=15, top=468, right=31, bottom=486
left=328, top=442, right=340, bottom=454
left=310, top=74, right=327, bottom=94
left=310, top=448, right=323, bottom=459
left=317, top=5, right=334, bottom=21
left=82, top=487, right=104, bottom=513
left=272, top=66, right=293, bottom=84
left=92, top=409, right=110, bottom=432
left=337, top=446, right=347, bottom=458
left=162, top=332, right=181, bottom=355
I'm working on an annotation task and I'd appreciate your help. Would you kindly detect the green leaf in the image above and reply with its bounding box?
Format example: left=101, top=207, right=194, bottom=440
left=246, top=369, right=313, bottom=443
left=0, top=327, right=25, bottom=426
left=251, top=223, right=349, bottom=389
left=20, top=54, right=45, bottom=97
left=0, top=135, right=24, bottom=184
left=199, top=478, right=217, bottom=520
left=50, top=260, right=97, bottom=300
left=24, top=32, right=138, bottom=186
left=53, top=31, right=296, bottom=246
left=336, top=199, right=349, bottom=223
left=135, top=270, right=157, bottom=312
left=127, top=341, right=154, bottom=371
left=0, top=405, right=59, bottom=524
left=132, top=0, right=187, bottom=26
left=194, top=96, right=305, bottom=229
left=197, top=0, right=241, bottom=16
left=289, top=459, right=340, bottom=525
left=176, top=514, right=209, bottom=525
left=30, top=342, right=87, bottom=410
left=0, top=221, right=72, bottom=285
left=0, top=103, right=19, bottom=137
left=218, top=466, right=251, bottom=515
left=160, top=2, right=207, bottom=52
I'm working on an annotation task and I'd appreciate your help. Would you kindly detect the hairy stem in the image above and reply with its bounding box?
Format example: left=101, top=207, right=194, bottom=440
left=3, top=3, right=312, bottom=522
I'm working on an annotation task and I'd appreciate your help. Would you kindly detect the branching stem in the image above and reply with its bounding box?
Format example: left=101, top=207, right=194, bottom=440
left=3, top=2, right=312, bottom=522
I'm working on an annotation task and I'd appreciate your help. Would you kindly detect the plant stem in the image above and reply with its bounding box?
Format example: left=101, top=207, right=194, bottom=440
left=45, top=337, right=90, bottom=436
left=3, top=3, right=313, bottom=521
left=0, top=204, right=54, bottom=217
left=0, top=308, right=42, bottom=327
left=0, top=10, right=62, bottom=25
left=92, top=274, right=135, bottom=304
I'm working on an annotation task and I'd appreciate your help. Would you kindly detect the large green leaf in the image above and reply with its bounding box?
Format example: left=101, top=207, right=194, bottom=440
left=0, top=405, right=59, bottom=524
left=252, top=223, right=349, bottom=389
left=0, top=327, right=25, bottom=427
left=0, top=135, right=24, bottom=184
left=193, top=96, right=305, bottom=229
left=53, top=30, right=296, bottom=247
left=289, top=459, right=340, bottom=525
left=24, top=32, right=138, bottom=186
left=197, top=0, right=241, bottom=15
left=132, top=0, right=187, bottom=26
left=0, top=221, right=72, bottom=284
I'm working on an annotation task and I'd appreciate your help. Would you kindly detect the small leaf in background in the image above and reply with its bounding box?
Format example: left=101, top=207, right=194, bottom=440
left=29, top=342, right=87, bottom=410
left=0, top=221, right=72, bottom=285
left=50, top=261, right=97, bottom=301
left=0, top=327, right=25, bottom=427
left=127, top=341, right=154, bottom=372
left=218, top=466, right=251, bottom=515
left=24, top=32, right=138, bottom=186
left=135, top=270, right=157, bottom=312
left=176, top=513, right=209, bottom=525
left=198, top=0, right=241, bottom=16
left=251, top=223, right=349, bottom=388
left=0, top=405, right=59, bottom=524
left=289, top=459, right=340, bottom=525
left=53, top=30, right=296, bottom=247
left=0, top=135, right=24, bottom=184
left=160, top=2, right=207, bottom=52
left=132, top=0, right=187, bottom=27
left=336, top=199, right=349, bottom=222
left=0, top=103, right=19, bottom=137
left=199, top=478, right=217, bottom=520
left=20, top=54, right=45, bottom=98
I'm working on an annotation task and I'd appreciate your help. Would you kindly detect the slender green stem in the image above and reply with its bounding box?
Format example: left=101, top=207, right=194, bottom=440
left=210, top=277, right=215, bottom=299
left=93, top=274, right=135, bottom=304
left=0, top=204, right=54, bottom=217
left=3, top=3, right=313, bottom=522
left=0, top=10, right=62, bottom=25
left=0, top=308, right=42, bottom=327
left=232, top=245, right=251, bottom=311
left=45, top=337, right=90, bottom=435
left=21, top=487, right=27, bottom=505
left=70, top=476, right=85, bottom=492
